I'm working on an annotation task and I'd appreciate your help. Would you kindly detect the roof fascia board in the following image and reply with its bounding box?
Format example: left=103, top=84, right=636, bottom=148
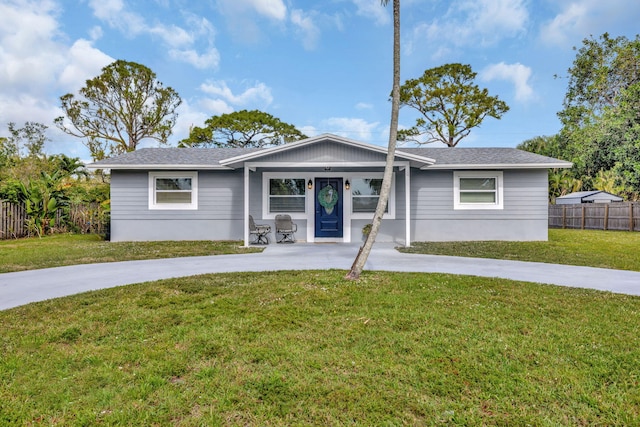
left=85, top=164, right=232, bottom=170
left=422, top=162, right=573, bottom=170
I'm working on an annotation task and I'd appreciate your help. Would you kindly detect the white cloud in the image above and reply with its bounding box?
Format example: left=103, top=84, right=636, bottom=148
left=352, top=0, right=390, bottom=26
left=539, top=0, right=640, bottom=47
left=217, top=0, right=287, bottom=21
left=58, top=39, right=113, bottom=91
left=481, top=62, right=534, bottom=102
left=248, top=0, right=287, bottom=21
left=172, top=100, right=212, bottom=141
left=291, top=9, right=320, bottom=50
left=198, top=99, right=234, bottom=116
left=321, top=117, right=380, bottom=142
left=356, top=102, right=373, bottom=110
left=200, top=80, right=274, bottom=107
left=89, top=25, right=103, bottom=40
left=87, top=0, right=219, bottom=69
left=540, top=3, right=588, bottom=47
left=407, top=0, right=528, bottom=55
left=0, top=0, right=64, bottom=92
left=216, top=0, right=287, bottom=44
left=169, top=48, right=220, bottom=70
left=0, top=0, right=117, bottom=156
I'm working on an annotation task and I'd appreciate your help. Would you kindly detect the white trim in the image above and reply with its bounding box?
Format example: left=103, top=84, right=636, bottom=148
left=243, top=165, right=250, bottom=247
left=405, top=165, right=411, bottom=247
left=453, top=171, right=504, bottom=210
left=347, top=174, right=396, bottom=220
left=262, top=173, right=311, bottom=220
left=148, top=171, right=198, bottom=210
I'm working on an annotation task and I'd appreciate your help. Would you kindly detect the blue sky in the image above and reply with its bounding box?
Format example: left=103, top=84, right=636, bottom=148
left=1, top=0, right=639, bottom=161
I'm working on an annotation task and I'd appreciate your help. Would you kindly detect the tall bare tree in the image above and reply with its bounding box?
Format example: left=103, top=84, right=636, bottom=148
left=55, top=60, right=181, bottom=161
left=346, top=0, right=400, bottom=280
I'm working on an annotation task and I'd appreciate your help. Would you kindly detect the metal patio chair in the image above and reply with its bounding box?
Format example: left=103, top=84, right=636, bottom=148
left=249, top=215, right=271, bottom=244
left=275, top=214, right=297, bottom=243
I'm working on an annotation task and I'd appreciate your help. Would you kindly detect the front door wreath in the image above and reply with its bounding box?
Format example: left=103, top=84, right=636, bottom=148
left=318, top=184, right=338, bottom=214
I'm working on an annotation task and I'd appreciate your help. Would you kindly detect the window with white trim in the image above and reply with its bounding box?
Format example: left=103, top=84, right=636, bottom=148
left=349, top=175, right=395, bottom=219
left=453, top=171, right=503, bottom=210
left=351, top=178, right=383, bottom=212
left=149, top=172, right=198, bottom=210
left=268, top=178, right=306, bottom=213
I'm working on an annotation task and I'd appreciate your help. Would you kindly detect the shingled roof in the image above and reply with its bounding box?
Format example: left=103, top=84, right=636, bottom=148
left=88, top=137, right=571, bottom=170
left=398, top=147, right=571, bottom=169
left=89, top=147, right=262, bottom=169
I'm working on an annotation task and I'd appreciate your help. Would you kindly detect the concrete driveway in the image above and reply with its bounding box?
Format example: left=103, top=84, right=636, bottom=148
left=1, top=243, right=639, bottom=311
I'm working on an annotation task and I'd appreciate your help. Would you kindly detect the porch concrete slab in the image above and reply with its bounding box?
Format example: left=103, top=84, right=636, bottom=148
left=1, top=242, right=639, bottom=311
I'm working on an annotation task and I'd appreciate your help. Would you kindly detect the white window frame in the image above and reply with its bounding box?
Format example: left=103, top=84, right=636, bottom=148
left=262, top=173, right=309, bottom=219
left=453, top=171, right=503, bottom=210
left=148, top=171, right=198, bottom=210
left=348, top=173, right=396, bottom=219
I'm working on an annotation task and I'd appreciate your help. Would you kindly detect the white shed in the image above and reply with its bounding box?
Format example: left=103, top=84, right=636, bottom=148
left=556, top=191, right=624, bottom=204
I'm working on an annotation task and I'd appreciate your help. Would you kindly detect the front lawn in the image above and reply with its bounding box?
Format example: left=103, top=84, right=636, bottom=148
left=400, top=229, right=640, bottom=271
left=1, top=270, right=639, bottom=425
left=0, top=234, right=261, bottom=273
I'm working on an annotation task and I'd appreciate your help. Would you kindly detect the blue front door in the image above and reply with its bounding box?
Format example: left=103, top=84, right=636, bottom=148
left=315, top=178, right=343, bottom=238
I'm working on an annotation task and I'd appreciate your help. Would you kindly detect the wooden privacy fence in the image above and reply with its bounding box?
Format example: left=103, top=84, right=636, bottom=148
left=549, top=202, right=640, bottom=232
left=1, top=201, right=107, bottom=239
left=1, top=201, right=27, bottom=239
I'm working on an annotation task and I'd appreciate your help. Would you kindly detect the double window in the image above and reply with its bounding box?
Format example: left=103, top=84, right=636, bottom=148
left=268, top=178, right=306, bottom=213
left=453, top=171, right=503, bottom=210
left=349, top=175, right=395, bottom=219
left=149, top=172, right=198, bottom=210
left=351, top=178, right=384, bottom=213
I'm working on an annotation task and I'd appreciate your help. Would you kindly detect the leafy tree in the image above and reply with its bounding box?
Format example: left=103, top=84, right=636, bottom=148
left=6, top=122, right=48, bottom=157
left=0, top=137, right=18, bottom=170
left=600, top=84, right=640, bottom=199
left=55, top=60, right=182, bottom=160
left=559, top=33, right=640, bottom=127
left=1, top=122, right=52, bottom=188
left=516, top=135, right=564, bottom=159
left=179, top=110, right=307, bottom=148
left=347, top=0, right=400, bottom=280
left=555, top=33, right=640, bottom=199
left=521, top=34, right=640, bottom=201
left=398, top=63, right=509, bottom=147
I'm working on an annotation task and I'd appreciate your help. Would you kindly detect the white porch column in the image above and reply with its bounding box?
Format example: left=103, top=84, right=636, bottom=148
left=405, top=163, right=411, bottom=247
left=243, top=164, right=250, bottom=247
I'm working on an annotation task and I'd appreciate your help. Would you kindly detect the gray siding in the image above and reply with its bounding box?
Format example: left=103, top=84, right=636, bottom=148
left=256, top=141, right=388, bottom=163
left=109, top=167, right=550, bottom=243
left=411, top=169, right=549, bottom=241
left=110, top=170, right=244, bottom=241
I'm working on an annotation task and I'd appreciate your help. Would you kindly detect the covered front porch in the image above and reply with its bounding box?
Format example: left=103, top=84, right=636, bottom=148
left=240, top=162, right=413, bottom=247
left=213, top=134, right=434, bottom=247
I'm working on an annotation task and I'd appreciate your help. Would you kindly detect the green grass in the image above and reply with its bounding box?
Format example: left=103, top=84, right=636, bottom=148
left=400, top=229, right=640, bottom=271
left=1, top=270, right=639, bottom=425
left=0, top=234, right=261, bottom=273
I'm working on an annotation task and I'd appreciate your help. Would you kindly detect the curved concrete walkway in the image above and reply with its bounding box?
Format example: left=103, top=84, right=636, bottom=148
left=2, top=243, right=639, bottom=310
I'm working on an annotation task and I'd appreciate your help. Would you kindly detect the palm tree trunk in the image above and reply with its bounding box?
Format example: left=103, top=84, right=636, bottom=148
left=346, top=0, right=400, bottom=280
